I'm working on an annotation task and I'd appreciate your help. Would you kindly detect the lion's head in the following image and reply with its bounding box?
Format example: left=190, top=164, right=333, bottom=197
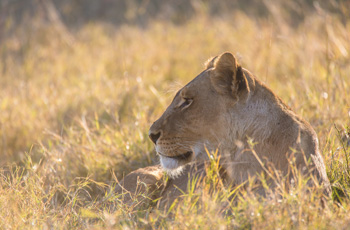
left=149, top=52, right=251, bottom=173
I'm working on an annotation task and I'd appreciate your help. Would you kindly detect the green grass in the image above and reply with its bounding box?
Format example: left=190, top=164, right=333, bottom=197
left=1, top=3, right=350, bottom=229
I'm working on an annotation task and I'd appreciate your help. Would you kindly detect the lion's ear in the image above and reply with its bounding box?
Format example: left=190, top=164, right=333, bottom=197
left=205, top=56, right=218, bottom=69
left=211, top=52, right=250, bottom=99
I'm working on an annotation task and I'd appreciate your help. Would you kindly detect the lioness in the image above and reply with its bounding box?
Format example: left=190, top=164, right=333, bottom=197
left=116, top=52, right=330, bottom=209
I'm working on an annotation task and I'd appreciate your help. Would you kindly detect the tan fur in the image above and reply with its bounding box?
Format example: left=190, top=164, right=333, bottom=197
left=114, top=163, right=209, bottom=209
left=116, top=52, right=331, bottom=209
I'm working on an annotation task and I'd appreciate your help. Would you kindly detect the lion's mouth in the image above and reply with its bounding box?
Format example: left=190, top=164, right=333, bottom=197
left=158, top=151, right=192, bottom=161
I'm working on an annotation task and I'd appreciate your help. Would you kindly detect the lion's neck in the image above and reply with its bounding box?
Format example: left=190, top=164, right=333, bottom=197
left=225, top=81, right=296, bottom=155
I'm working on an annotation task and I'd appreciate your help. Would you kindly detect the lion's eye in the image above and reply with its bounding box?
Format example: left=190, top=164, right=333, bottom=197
left=179, top=98, right=193, bottom=110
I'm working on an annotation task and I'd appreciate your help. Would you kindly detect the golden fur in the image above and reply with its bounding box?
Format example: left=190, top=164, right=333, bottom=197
left=116, top=52, right=331, bottom=209
left=114, top=163, right=210, bottom=209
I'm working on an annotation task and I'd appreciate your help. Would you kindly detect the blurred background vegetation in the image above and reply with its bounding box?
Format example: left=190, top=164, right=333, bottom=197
left=0, top=0, right=349, bottom=228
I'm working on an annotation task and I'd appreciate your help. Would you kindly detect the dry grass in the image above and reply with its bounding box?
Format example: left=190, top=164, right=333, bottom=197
left=0, top=2, right=350, bottom=229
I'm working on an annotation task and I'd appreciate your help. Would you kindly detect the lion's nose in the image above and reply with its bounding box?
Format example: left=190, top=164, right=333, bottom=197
left=149, top=131, right=161, bottom=144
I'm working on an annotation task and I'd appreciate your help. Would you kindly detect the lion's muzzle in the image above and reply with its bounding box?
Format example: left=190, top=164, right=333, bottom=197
left=158, top=151, right=192, bottom=161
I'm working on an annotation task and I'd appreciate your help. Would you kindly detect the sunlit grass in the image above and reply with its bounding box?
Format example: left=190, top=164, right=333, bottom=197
left=0, top=5, right=349, bottom=229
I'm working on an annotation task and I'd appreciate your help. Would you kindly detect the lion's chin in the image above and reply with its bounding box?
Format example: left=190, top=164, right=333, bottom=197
left=159, top=152, right=193, bottom=178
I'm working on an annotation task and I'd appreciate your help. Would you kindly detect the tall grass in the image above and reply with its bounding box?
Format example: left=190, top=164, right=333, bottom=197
left=0, top=2, right=349, bottom=228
